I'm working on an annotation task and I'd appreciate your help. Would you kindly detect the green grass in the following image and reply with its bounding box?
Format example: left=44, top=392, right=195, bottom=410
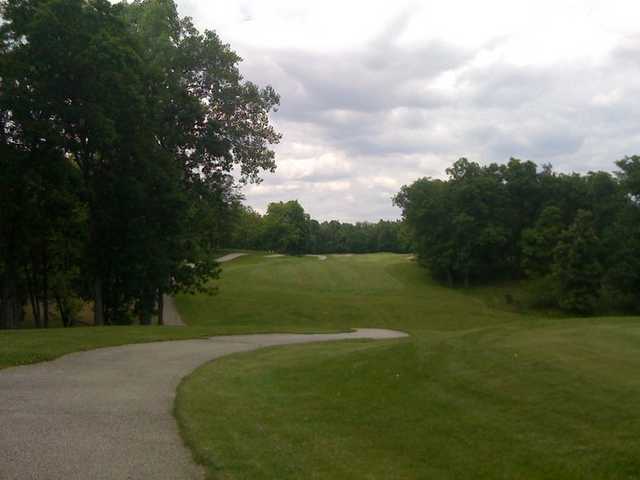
left=0, top=252, right=363, bottom=370
left=176, top=253, right=640, bottom=479
left=176, top=253, right=523, bottom=333
left=0, top=325, right=239, bottom=369
left=3, top=252, right=639, bottom=478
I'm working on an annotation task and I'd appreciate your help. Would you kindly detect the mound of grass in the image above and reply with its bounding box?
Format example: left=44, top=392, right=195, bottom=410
left=176, top=253, right=524, bottom=333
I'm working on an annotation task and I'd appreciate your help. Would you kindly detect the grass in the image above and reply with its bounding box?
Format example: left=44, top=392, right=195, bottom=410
left=0, top=251, right=335, bottom=370
left=176, top=253, right=524, bottom=333
left=175, top=253, right=640, bottom=479
left=2, top=252, right=639, bottom=478
left=0, top=325, right=234, bottom=369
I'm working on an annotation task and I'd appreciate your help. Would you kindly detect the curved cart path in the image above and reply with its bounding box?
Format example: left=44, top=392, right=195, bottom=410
left=0, top=328, right=407, bottom=480
left=163, top=252, right=248, bottom=326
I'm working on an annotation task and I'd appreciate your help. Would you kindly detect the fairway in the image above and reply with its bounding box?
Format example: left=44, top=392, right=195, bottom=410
left=176, top=253, right=640, bottom=480
left=176, top=253, right=523, bottom=333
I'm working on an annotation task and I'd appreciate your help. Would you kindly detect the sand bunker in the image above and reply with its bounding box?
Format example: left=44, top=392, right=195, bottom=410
left=216, top=253, right=248, bottom=263
left=305, top=254, right=327, bottom=261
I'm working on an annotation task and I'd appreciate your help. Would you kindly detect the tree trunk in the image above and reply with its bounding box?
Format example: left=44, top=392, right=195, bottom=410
left=1, top=274, right=18, bottom=329
left=42, top=250, right=49, bottom=328
left=29, top=293, right=41, bottom=329
left=94, top=277, right=104, bottom=326
left=55, top=294, right=70, bottom=327
left=157, top=291, right=164, bottom=326
left=25, top=266, right=41, bottom=328
left=139, top=311, right=151, bottom=325
left=17, top=296, right=25, bottom=327
left=138, top=291, right=153, bottom=326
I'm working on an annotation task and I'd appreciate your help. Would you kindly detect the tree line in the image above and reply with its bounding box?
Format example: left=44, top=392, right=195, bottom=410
left=226, top=200, right=412, bottom=255
left=0, top=0, right=280, bottom=328
left=395, top=157, right=640, bottom=314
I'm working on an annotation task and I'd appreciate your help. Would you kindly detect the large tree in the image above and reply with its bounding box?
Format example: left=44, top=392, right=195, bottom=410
left=552, top=210, right=603, bottom=315
left=0, top=0, right=281, bottom=327
left=261, top=201, right=310, bottom=254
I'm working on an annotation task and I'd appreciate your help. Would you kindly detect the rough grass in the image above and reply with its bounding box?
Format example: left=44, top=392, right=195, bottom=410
left=0, top=325, right=232, bottom=369
left=176, top=253, right=640, bottom=480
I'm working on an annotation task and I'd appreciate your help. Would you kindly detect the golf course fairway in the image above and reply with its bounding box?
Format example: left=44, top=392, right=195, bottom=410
left=175, top=253, right=640, bottom=479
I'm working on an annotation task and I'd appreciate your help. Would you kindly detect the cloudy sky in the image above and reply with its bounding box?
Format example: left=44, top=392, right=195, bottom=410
left=179, top=0, right=640, bottom=222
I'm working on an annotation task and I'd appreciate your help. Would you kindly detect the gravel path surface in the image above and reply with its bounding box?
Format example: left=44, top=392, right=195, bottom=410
left=161, top=295, right=184, bottom=326
left=0, top=328, right=407, bottom=480
left=163, top=253, right=248, bottom=326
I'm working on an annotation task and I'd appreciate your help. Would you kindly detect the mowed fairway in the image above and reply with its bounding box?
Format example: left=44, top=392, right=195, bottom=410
left=175, top=254, right=640, bottom=480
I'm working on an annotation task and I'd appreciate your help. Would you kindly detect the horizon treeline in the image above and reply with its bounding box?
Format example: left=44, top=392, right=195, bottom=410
left=0, top=0, right=280, bottom=328
left=226, top=200, right=412, bottom=255
left=395, top=157, right=640, bottom=314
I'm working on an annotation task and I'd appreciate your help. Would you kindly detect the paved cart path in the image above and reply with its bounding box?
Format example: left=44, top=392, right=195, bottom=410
left=0, top=328, right=407, bottom=480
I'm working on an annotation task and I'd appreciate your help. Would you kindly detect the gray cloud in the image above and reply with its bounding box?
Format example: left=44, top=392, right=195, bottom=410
left=230, top=21, right=640, bottom=221
left=242, top=42, right=466, bottom=118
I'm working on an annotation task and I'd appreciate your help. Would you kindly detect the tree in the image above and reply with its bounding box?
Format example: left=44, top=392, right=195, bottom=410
left=395, top=158, right=512, bottom=286
left=123, top=0, right=281, bottom=321
left=228, top=204, right=264, bottom=250
left=1, top=0, right=157, bottom=324
left=600, top=156, right=640, bottom=312
left=521, top=206, right=564, bottom=278
left=551, top=211, right=603, bottom=314
left=601, top=211, right=640, bottom=312
left=261, top=201, right=309, bottom=254
left=0, top=0, right=281, bottom=327
left=616, top=155, right=640, bottom=199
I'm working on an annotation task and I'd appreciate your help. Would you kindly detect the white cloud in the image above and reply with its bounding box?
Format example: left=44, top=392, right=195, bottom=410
left=177, top=0, right=640, bottom=221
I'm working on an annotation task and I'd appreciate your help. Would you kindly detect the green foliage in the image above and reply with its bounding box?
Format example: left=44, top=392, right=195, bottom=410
left=225, top=200, right=412, bottom=254
left=600, top=181, right=640, bottom=312
left=397, top=157, right=640, bottom=314
left=521, top=206, right=564, bottom=277
left=310, top=219, right=411, bottom=254
left=616, top=155, right=640, bottom=198
left=228, top=205, right=264, bottom=250
left=551, top=211, right=603, bottom=314
left=395, top=158, right=522, bottom=285
left=261, top=200, right=310, bottom=254
left=0, top=0, right=280, bottom=327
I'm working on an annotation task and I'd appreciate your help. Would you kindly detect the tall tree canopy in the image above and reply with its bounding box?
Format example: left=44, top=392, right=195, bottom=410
left=0, top=0, right=280, bottom=327
left=396, top=157, right=640, bottom=314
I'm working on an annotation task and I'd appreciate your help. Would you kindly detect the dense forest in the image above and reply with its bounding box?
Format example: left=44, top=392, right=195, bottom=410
left=395, top=157, right=640, bottom=314
left=226, top=200, right=411, bottom=254
left=0, top=0, right=280, bottom=328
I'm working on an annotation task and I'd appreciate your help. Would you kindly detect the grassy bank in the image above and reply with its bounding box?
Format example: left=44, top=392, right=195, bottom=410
left=176, top=253, right=640, bottom=479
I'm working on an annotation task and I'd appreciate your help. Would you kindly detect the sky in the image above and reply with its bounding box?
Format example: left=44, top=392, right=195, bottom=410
left=178, top=0, right=640, bottom=222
